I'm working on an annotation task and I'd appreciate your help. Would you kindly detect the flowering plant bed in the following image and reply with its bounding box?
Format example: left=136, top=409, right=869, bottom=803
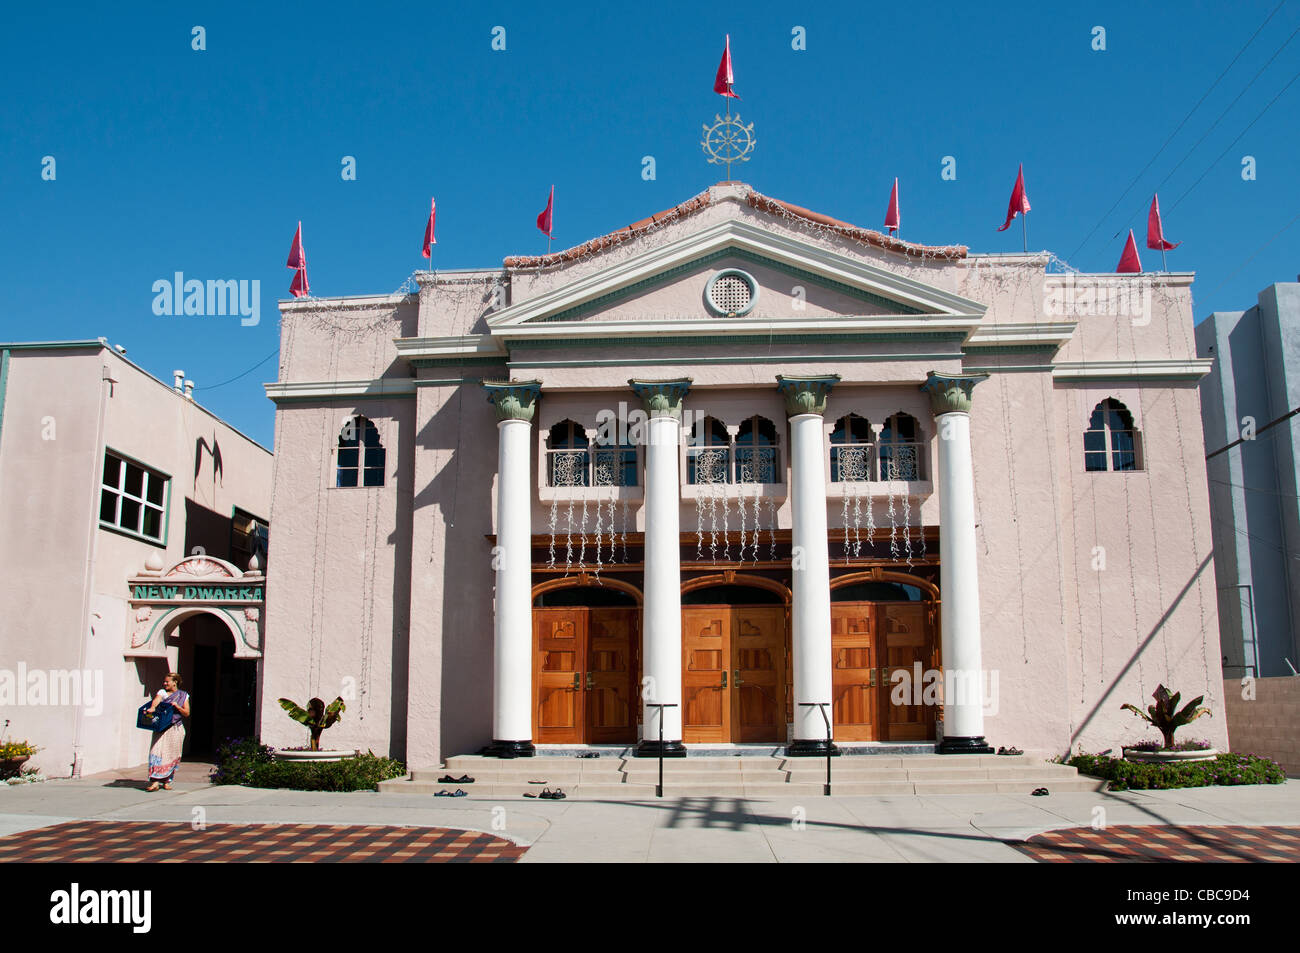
left=1069, top=752, right=1285, bottom=791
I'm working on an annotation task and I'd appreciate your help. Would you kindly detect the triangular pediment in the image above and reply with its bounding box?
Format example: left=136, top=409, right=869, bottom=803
left=487, top=220, right=985, bottom=343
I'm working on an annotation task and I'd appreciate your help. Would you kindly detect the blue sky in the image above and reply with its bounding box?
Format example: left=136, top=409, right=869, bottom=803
left=2, top=1, right=1298, bottom=447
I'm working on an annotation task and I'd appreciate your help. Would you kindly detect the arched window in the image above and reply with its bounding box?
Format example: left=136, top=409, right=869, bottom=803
left=547, top=420, right=590, bottom=487
left=878, top=413, right=923, bottom=481
left=592, top=432, right=638, bottom=487
left=686, top=416, right=730, bottom=485
left=830, top=413, right=872, bottom=482
left=734, top=416, right=779, bottom=483
left=336, top=416, right=385, bottom=487
left=1085, top=399, right=1141, bottom=471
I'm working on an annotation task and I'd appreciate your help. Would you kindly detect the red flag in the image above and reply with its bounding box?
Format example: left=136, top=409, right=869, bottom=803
left=1116, top=229, right=1143, bottom=273
left=286, top=222, right=309, bottom=298
left=883, top=178, right=900, bottom=235
left=997, top=164, right=1031, bottom=231
left=536, top=185, right=554, bottom=239
left=713, top=34, right=739, bottom=99
left=289, top=265, right=309, bottom=298
left=422, top=198, right=437, bottom=258
left=1146, top=194, right=1180, bottom=251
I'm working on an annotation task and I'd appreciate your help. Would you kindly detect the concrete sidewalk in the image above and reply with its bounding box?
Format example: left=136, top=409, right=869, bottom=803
left=1, top=769, right=1296, bottom=862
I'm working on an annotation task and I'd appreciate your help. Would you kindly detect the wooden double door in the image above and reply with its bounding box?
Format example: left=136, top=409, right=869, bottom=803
left=831, top=601, right=937, bottom=742
left=682, top=606, right=787, bottom=743
left=533, top=608, right=638, bottom=744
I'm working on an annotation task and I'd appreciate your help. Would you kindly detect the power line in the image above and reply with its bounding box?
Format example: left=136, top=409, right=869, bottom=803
left=1200, top=208, right=1300, bottom=298
left=1152, top=22, right=1300, bottom=211
left=1168, top=61, right=1300, bottom=212
left=1066, top=0, right=1288, bottom=261
left=1210, top=476, right=1300, bottom=499
left=195, top=347, right=280, bottom=391
left=1206, top=403, right=1300, bottom=459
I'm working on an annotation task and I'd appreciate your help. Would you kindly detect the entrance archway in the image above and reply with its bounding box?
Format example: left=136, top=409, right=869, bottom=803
left=125, top=554, right=265, bottom=758
left=166, top=610, right=257, bottom=757
left=830, top=570, right=940, bottom=742
left=531, top=576, right=641, bottom=745
left=681, top=574, right=790, bottom=744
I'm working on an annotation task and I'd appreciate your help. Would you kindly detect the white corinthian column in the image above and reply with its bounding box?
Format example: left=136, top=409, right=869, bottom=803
left=777, top=374, right=840, bottom=757
left=482, top=380, right=543, bottom=758
left=920, top=371, right=994, bottom=754
left=629, top=379, right=692, bottom=757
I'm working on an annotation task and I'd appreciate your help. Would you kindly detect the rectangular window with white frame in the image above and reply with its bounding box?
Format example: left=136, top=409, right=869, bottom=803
left=99, top=450, right=169, bottom=544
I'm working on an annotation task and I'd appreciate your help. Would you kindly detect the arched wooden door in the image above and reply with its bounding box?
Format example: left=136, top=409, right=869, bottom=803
left=830, top=576, right=938, bottom=742
left=532, top=583, right=640, bottom=745
left=681, top=580, right=789, bottom=744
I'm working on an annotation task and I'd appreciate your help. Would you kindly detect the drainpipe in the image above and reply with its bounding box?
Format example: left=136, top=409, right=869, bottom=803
left=72, top=351, right=114, bottom=777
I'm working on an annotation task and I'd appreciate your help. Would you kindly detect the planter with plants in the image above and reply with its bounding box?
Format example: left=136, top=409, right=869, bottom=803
left=0, top=740, right=39, bottom=779
left=1120, top=685, right=1217, bottom=762
left=276, top=696, right=353, bottom=761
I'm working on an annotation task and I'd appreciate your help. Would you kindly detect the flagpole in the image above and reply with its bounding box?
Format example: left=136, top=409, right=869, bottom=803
left=1161, top=248, right=1168, bottom=273
left=1021, top=214, right=1028, bottom=254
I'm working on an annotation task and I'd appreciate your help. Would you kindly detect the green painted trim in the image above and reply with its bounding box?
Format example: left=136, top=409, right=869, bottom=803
left=528, top=248, right=925, bottom=323
left=512, top=331, right=968, bottom=349
left=509, top=352, right=960, bottom=369
left=268, top=391, right=417, bottom=404
left=162, top=472, right=172, bottom=548
left=963, top=365, right=1054, bottom=374
left=0, top=348, right=10, bottom=458
left=0, top=340, right=104, bottom=351
left=409, top=356, right=509, bottom=368
left=99, top=519, right=168, bottom=549
left=961, top=343, right=1062, bottom=355
left=142, top=604, right=251, bottom=651
left=100, top=447, right=172, bottom=548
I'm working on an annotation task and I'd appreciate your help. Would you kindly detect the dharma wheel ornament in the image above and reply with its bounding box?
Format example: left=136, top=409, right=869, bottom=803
left=701, top=110, right=756, bottom=179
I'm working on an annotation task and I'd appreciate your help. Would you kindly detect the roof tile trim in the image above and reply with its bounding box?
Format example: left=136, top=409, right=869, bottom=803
left=502, top=186, right=967, bottom=270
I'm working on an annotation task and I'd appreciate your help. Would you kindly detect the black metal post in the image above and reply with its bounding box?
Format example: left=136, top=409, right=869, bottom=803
left=646, top=703, right=678, bottom=797
left=799, top=702, right=833, bottom=795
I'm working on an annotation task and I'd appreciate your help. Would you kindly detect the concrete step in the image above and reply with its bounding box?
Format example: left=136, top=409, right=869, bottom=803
left=377, top=777, right=1106, bottom=797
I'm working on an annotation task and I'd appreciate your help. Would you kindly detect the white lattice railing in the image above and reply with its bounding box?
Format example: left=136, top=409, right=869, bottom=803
left=832, top=441, right=924, bottom=482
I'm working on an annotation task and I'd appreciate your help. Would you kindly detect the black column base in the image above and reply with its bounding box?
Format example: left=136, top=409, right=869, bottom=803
left=483, top=740, right=535, bottom=759
left=635, top=740, right=687, bottom=758
left=785, top=739, right=842, bottom=757
left=936, top=735, right=994, bottom=755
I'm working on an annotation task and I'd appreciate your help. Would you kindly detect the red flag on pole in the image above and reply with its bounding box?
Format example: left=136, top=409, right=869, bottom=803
left=286, top=221, right=309, bottom=298
left=713, top=34, right=739, bottom=98
left=536, top=186, right=554, bottom=238
left=997, top=164, right=1031, bottom=231
left=1116, top=229, right=1143, bottom=273
left=422, top=198, right=437, bottom=258
left=1146, top=194, right=1180, bottom=250
left=883, top=178, right=900, bottom=235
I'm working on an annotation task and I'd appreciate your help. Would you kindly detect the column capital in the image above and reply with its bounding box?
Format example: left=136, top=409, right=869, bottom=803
left=628, top=378, right=692, bottom=419
left=919, top=371, right=990, bottom=415
left=482, top=380, right=542, bottom=422
left=776, top=375, right=840, bottom=417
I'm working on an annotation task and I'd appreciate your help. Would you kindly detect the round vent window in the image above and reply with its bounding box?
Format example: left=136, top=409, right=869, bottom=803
left=704, top=269, right=759, bottom=317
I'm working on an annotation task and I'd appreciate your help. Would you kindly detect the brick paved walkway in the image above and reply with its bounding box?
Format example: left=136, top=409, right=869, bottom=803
left=1010, top=825, right=1300, bottom=863
left=0, top=821, right=527, bottom=863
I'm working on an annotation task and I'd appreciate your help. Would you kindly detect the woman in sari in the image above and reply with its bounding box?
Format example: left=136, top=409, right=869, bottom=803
left=145, top=673, right=190, bottom=791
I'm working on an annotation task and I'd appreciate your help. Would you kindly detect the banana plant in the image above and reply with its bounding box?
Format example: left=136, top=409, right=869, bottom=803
left=1121, top=685, right=1211, bottom=750
left=278, top=696, right=346, bottom=750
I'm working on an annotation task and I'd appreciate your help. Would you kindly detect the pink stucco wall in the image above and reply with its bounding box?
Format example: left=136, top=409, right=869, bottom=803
left=0, top=344, right=272, bottom=776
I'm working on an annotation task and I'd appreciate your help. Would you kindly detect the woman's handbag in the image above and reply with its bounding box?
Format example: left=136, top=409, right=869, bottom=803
left=137, top=702, right=175, bottom=732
